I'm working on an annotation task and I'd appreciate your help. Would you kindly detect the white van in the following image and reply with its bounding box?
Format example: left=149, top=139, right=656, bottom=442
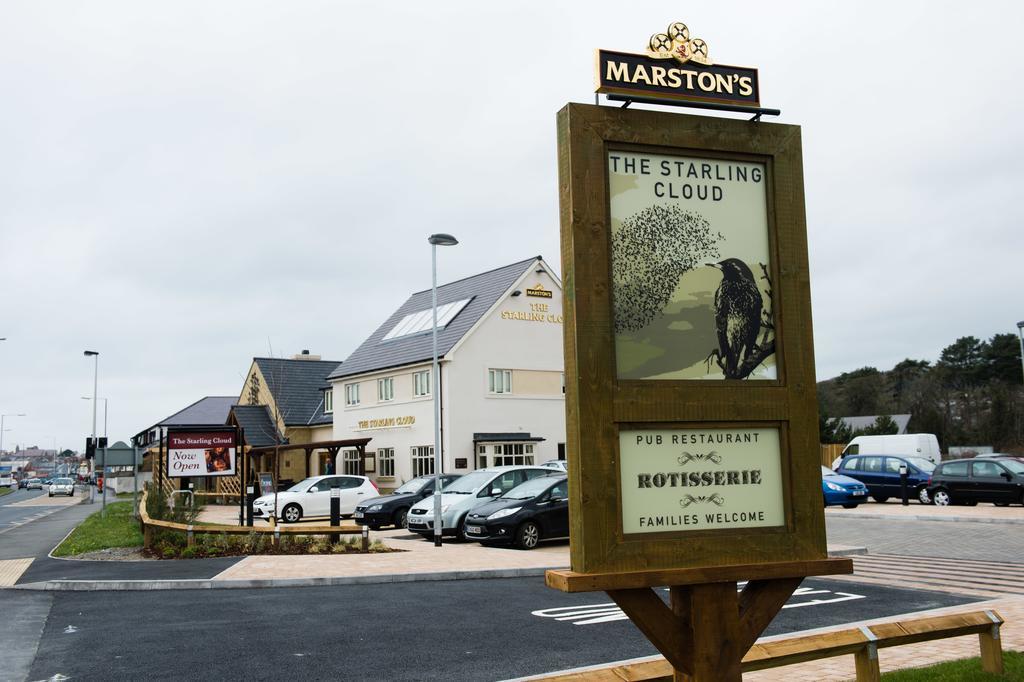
left=833, top=434, right=941, bottom=469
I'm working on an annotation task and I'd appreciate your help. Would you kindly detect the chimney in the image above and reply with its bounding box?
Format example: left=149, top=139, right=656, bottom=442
left=292, top=350, right=322, bottom=361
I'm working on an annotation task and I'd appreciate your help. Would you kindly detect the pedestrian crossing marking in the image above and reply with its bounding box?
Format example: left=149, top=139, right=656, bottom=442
left=0, top=558, right=33, bottom=587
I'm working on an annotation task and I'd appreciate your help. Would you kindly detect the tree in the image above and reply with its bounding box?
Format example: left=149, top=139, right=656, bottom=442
left=889, top=359, right=930, bottom=411
left=982, top=333, right=1022, bottom=384
left=936, top=336, right=986, bottom=389
left=858, top=415, right=899, bottom=436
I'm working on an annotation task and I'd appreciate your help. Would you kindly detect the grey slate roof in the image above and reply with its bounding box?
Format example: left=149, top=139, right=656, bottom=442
left=231, top=405, right=281, bottom=447
left=834, top=414, right=912, bottom=435
left=329, top=256, right=544, bottom=380
left=158, top=396, right=236, bottom=427
left=252, top=357, right=341, bottom=426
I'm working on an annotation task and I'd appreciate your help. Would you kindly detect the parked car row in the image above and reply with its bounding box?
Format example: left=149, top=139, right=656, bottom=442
left=828, top=453, right=1024, bottom=508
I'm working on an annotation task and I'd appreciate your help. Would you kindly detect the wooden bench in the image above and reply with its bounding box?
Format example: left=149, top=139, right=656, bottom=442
left=529, top=609, right=1005, bottom=681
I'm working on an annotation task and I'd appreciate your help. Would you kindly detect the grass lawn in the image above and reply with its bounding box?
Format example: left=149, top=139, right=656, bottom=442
left=0, top=486, right=13, bottom=497
left=876, top=651, right=1024, bottom=680
left=52, top=500, right=143, bottom=556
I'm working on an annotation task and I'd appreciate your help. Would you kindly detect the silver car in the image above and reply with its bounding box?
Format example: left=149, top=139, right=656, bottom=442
left=48, top=478, right=75, bottom=497
left=406, top=466, right=552, bottom=541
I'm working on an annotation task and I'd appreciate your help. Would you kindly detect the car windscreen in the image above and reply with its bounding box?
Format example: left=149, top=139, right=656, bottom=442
left=393, top=478, right=428, bottom=495
left=55, top=478, right=73, bottom=484
left=442, top=471, right=494, bottom=494
left=285, top=479, right=313, bottom=492
left=1001, top=460, right=1024, bottom=475
left=905, top=457, right=935, bottom=472
left=501, top=476, right=560, bottom=500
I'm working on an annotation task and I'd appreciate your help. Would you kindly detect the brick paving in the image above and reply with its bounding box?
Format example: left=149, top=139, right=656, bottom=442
left=826, top=501, right=1024, bottom=523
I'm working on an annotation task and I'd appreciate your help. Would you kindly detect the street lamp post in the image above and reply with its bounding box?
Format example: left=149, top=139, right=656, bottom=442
left=428, top=233, right=458, bottom=548
left=84, top=351, right=99, bottom=505
left=0, top=413, right=26, bottom=458
left=81, top=397, right=109, bottom=440
left=1017, top=321, right=1024, bottom=385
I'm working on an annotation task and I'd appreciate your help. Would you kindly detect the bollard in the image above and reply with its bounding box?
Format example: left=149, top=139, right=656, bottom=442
left=899, top=465, right=909, bottom=506
left=246, top=485, right=255, bottom=527
left=330, top=484, right=341, bottom=544
left=362, top=525, right=369, bottom=552
left=273, top=525, right=281, bottom=549
left=187, top=525, right=194, bottom=547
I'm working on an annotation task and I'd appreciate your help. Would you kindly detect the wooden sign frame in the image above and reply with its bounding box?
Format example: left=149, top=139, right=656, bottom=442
left=557, top=103, right=827, bottom=575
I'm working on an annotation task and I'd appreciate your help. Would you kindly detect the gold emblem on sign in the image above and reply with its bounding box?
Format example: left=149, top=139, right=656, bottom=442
left=646, top=22, right=712, bottom=66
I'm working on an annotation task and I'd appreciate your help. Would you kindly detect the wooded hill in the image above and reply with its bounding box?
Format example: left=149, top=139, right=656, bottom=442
left=817, top=333, right=1023, bottom=452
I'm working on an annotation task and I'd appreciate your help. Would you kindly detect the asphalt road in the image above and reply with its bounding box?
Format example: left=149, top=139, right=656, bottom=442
left=18, top=576, right=975, bottom=682
left=0, top=492, right=94, bottom=561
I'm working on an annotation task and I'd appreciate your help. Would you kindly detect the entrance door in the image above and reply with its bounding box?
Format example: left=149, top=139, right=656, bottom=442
left=318, top=452, right=334, bottom=476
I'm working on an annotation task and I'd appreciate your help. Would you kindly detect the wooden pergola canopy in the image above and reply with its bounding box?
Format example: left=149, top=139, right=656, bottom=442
left=247, top=437, right=372, bottom=456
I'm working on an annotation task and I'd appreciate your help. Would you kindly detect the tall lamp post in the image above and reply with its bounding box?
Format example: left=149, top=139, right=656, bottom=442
left=428, top=233, right=458, bottom=547
left=1017, top=321, right=1024, bottom=385
left=80, top=397, right=109, bottom=440
left=0, top=413, right=26, bottom=458
left=84, top=351, right=99, bottom=505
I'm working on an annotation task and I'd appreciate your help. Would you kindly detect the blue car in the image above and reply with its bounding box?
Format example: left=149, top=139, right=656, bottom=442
left=835, top=454, right=936, bottom=504
left=821, top=466, right=868, bottom=508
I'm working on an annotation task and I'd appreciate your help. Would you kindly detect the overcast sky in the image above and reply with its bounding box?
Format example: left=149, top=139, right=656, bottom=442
left=1, top=2, right=1021, bottom=451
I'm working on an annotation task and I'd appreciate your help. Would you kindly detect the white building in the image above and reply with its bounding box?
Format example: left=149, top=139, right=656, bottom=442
left=328, top=256, right=566, bottom=486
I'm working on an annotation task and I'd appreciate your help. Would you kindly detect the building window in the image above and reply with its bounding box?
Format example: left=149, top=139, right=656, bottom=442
left=378, top=377, right=394, bottom=402
left=413, top=370, right=431, bottom=397
left=323, top=389, right=333, bottom=414
left=345, top=383, right=360, bottom=406
left=378, top=448, right=395, bottom=477
left=493, top=443, right=534, bottom=467
left=488, top=369, right=512, bottom=394
left=411, top=445, right=435, bottom=477
left=342, top=450, right=361, bottom=475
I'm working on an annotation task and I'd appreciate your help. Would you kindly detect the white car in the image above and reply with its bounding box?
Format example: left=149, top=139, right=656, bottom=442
left=48, top=478, right=75, bottom=497
left=540, top=459, right=568, bottom=472
left=252, top=475, right=378, bottom=523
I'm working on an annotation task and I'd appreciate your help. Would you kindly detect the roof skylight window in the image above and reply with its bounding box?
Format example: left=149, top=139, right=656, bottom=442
left=381, top=298, right=472, bottom=341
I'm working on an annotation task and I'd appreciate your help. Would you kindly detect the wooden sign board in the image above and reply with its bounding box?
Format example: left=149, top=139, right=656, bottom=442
left=558, top=103, right=826, bottom=575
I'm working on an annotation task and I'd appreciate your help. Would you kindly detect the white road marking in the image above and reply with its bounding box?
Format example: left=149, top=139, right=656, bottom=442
left=531, top=586, right=867, bottom=626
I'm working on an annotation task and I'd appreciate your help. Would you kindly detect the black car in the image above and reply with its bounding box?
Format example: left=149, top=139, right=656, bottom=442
left=353, top=474, right=461, bottom=529
left=928, top=457, right=1024, bottom=507
left=463, top=474, right=568, bottom=549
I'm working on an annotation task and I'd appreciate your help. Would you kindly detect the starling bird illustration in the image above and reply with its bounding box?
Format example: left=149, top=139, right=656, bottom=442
left=708, top=258, right=762, bottom=378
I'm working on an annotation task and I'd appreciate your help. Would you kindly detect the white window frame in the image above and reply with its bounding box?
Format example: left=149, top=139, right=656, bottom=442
left=323, top=388, right=334, bottom=414
left=413, top=370, right=431, bottom=397
left=345, top=383, right=360, bottom=407
left=342, top=449, right=361, bottom=475
left=411, top=445, right=435, bottom=477
left=488, top=368, right=512, bottom=394
left=378, top=377, right=394, bottom=402
left=492, top=442, right=535, bottom=467
left=378, top=448, right=395, bottom=477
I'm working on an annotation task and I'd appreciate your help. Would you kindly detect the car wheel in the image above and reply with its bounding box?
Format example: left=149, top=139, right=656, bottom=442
left=393, top=507, right=409, bottom=529
left=872, top=496, right=889, bottom=503
left=842, top=503, right=858, bottom=509
left=917, top=487, right=931, bottom=505
left=48, top=493, right=53, bottom=497
left=515, top=521, right=541, bottom=550
left=455, top=517, right=470, bottom=542
left=932, top=489, right=951, bottom=507
left=995, top=502, right=1010, bottom=507
left=282, top=503, right=302, bottom=524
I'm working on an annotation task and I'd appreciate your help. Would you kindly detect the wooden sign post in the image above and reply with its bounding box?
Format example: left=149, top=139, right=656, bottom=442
left=549, top=101, right=852, bottom=680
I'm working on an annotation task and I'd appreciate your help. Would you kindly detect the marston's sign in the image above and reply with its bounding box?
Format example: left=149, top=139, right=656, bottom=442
left=526, top=283, right=553, bottom=298
left=167, top=430, right=237, bottom=477
left=596, top=21, right=760, bottom=109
